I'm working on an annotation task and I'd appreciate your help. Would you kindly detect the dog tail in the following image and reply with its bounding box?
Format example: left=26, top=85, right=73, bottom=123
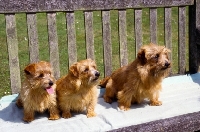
left=99, top=76, right=110, bottom=88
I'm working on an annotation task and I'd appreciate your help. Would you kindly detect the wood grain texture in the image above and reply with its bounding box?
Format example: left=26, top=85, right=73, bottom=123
left=102, top=11, right=112, bottom=77
left=134, top=9, right=143, bottom=55
left=27, top=13, right=39, bottom=63
left=178, top=7, right=186, bottom=74
left=47, top=12, right=60, bottom=79
left=84, top=11, right=95, bottom=60
left=66, top=12, right=77, bottom=67
left=0, top=0, right=194, bottom=13
left=165, top=7, right=172, bottom=73
left=5, top=14, right=21, bottom=94
left=150, top=8, right=157, bottom=44
left=118, top=10, right=128, bottom=67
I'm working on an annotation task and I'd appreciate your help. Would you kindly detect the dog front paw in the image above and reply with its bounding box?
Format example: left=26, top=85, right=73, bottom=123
left=62, top=112, right=72, bottom=119
left=23, top=116, right=34, bottom=122
left=49, top=114, right=60, bottom=120
left=118, top=104, right=130, bottom=111
left=103, top=96, right=113, bottom=104
left=150, top=101, right=162, bottom=106
left=87, top=112, right=96, bottom=118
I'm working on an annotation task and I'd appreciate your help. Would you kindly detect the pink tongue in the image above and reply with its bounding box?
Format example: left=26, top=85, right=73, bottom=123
left=46, top=87, right=54, bottom=94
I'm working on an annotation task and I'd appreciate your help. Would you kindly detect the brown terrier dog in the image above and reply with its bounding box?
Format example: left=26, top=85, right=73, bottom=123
left=100, top=43, right=171, bottom=111
left=56, top=59, right=100, bottom=118
left=16, top=61, right=60, bottom=122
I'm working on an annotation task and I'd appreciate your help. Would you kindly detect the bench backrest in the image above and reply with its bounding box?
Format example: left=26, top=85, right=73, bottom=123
left=0, top=0, right=199, bottom=94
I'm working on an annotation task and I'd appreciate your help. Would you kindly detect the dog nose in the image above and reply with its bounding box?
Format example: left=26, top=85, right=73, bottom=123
left=165, top=61, right=170, bottom=67
left=95, top=71, right=100, bottom=77
left=49, top=80, right=54, bottom=86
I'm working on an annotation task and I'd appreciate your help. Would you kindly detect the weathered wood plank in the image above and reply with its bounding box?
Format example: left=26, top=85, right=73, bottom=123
left=189, top=0, right=200, bottom=74
left=178, top=7, right=186, bottom=74
left=0, top=0, right=194, bottom=13
left=102, top=10, right=112, bottom=77
left=5, top=14, right=21, bottom=94
left=27, top=13, right=39, bottom=63
left=134, top=9, right=143, bottom=55
left=47, top=12, right=60, bottom=79
left=84, top=11, right=95, bottom=60
left=165, top=7, right=172, bottom=73
left=150, top=8, right=157, bottom=44
left=66, top=12, right=77, bottom=67
left=118, top=10, right=128, bottom=67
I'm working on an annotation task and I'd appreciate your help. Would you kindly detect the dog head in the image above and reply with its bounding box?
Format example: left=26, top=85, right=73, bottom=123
left=69, top=59, right=100, bottom=85
left=137, top=43, right=171, bottom=76
left=24, top=61, right=56, bottom=93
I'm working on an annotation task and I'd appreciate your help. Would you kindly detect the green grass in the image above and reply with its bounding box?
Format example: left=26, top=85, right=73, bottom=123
left=0, top=7, right=189, bottom=98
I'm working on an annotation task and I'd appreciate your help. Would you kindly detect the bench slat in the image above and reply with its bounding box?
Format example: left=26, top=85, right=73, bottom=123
left=66, top=12, right=77, bottom=67
left=47, top=12, right=60, bottom=79
left=27, top=13, right=39, bottom=63
left=118, top=10, right=128, bottom=67
left=134, top=9, right=143, bottom=55
left=102, top=10, right=112, bottom=76
left=150, top=8, right=157, bottom=44
left=5, top=14, right=21, bottom=94
left=178, top=7, right=186, bottom=74
left=84, top=11, right=95, bottom=60
left=0, top=0, right=194, bottom=13
left=165, top=7, right=173, bottom=74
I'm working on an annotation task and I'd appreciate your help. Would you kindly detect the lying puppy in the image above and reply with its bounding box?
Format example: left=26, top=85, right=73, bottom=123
left=16, top=61, right=60, bottom=122
left=56, top=59, right=100, bottom=118
left=100, top=43, right=171, bottom=111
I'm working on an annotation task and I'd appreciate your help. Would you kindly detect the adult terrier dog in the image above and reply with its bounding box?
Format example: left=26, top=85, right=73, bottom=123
left=100, top=43, right=171, bottom=111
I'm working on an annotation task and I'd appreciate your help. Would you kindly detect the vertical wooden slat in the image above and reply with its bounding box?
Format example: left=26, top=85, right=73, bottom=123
left=118, top=10, right=128, bottom=67
left=5, top=14, right=21, bottom=94
left=178, top=7, right=186, bottom=74
left=47, top=12, right=60, bottom=79
left=189, top=0, right=200, bottom=74
left=165, top=7, right=172, bottom=73
left=102, top=11, right=112, bottom=77
left=66, top=12, right=77, bottom=67
left=27, top=13, right=39, bottom=63
left=150, top=8, right=157, bottom=44
left=134, top=9, right=143, bottom=55
left=84, top=11, right=95, bottom=60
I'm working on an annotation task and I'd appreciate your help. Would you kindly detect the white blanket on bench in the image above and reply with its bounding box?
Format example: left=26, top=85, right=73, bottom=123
left=1, top=73, right=200, bottom=132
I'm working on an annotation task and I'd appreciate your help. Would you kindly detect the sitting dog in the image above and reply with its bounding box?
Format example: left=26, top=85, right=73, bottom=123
left=56, top=59, right=100, bottom=118
left=16, top=61, right=60, bottom=122
left=100, top=43, right=171, bottom=111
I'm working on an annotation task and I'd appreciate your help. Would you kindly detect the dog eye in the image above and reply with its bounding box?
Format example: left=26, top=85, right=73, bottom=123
left=38, top=73, right=44, bottom=78
left=84, top=68, right=89, bottom=72
left=154, top=54, right=159, bottom=59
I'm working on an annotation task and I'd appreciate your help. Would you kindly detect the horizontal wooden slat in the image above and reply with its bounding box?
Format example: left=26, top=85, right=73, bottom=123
left=0, top=0, right=194, bottom=13
left=5, top=14, right=21, bottom=94
left=47, top=12, right=60, bottom=79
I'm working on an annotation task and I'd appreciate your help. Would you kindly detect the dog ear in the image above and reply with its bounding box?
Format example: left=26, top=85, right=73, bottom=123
left=137, top=48, right=146, bottom=65
left=24, top=63, right=36, bottom=76
left=69, top=63, right=79, bottom=77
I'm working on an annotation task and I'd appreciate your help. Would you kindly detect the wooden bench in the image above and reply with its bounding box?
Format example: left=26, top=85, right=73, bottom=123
left=0, top=0, right=200, bottom=131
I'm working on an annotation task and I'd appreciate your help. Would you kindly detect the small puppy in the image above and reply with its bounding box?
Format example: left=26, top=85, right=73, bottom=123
left=16, top=61, right=60, bottom=122
left=56, top=59, right=100, bottom=118
left=100, top=43, right=171, bottom=111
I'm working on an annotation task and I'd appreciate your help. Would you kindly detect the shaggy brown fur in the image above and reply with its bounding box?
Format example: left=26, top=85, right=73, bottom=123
left=100, top=43, right=171, bottom=111
left=16, top=61, right=60, bottom=122
left=56, top=59, right=100, bottom=118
